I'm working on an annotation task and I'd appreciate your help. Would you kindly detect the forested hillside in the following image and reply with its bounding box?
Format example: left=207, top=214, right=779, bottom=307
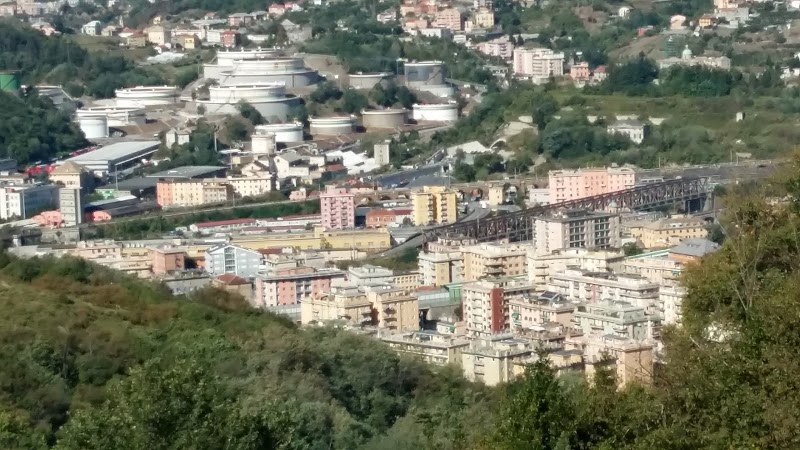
left=0, top=20, right=164, bottom=98
left=3, top=166, right=800, bottom=449
left=0, top=90, right=87, bottom=165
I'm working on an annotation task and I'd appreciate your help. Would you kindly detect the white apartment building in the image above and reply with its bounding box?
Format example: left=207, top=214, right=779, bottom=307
left=572, top=301, right=654, bottom=341
left=0, top=184, right=59, bottom=219
left=462, top=336, right=533, bottom=386
left=622, top=250, right=683, bottom=287
left=660, top=285, right=686, bottom=326
left=533, top=210, right=621, bottom=255
left=513, top=48, right=565, bottom=81
left=508, top=290, right=575, bottom=331
left=527, top=248, right=625, bottom=290
left=381, top=331, right=470, bottom=366
left=418, top=250, right=463, bottom=286
left=548, top=267, right=660, bottom=311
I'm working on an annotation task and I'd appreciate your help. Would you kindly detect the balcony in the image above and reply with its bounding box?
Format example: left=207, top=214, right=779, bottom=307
left=383, top=306, right=396, bottom=314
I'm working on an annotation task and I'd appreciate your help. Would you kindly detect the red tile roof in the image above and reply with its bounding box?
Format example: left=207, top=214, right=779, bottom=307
left=215, top=273, right=249, bottom=285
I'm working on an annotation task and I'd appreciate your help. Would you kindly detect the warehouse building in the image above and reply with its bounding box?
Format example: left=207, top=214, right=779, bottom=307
left=61, top=141, right=160, bottom=176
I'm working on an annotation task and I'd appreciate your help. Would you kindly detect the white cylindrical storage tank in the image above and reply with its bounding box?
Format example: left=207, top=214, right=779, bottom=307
left=114, top=85, right=178, bottom=107
left=412, top=103, right=459, bottom=122
left=254, top=122, right=304, bottom=143
left=213, top=57, right=320, bottom=87
left=360, top=108, right=407, bottom=129
left=348, top=72, right=392, bottom=89
left=251, top=132, right=276, bottom=156
left=79, top=116, right=108, bottom=139
left=216, top=48, right=281, bottom=67
left=309, top=116, right=356, bottom=136
left=404, top=61, right=446, bottom=87
left=208, top=82, right=287, bottom=102
left=76, top=106, right=147, bottom=126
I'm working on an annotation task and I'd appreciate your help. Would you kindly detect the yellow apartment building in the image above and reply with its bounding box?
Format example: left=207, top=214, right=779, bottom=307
left=461, top=243, right=530, bottom=281
left=632, top=215, right=708, bottom=248
left=411, top=186, right=458, bottom=225
left=367, top=287, right=419, bottom=332
left=301, top=286, right=373, bottom=326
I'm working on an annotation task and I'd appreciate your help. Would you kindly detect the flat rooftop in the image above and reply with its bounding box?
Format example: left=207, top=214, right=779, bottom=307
left=147, top=165, right=227, bottom=179
left=67, top=140, right=160, bottom=163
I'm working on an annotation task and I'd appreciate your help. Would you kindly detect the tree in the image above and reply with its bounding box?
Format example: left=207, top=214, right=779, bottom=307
left=236, top=100, right=265, bottom=125
left=452, top=162, right=477, bottom=182
left=340, top=89, right=369, bottom=114
left=224, top=118, right=248, bottom=142
left=623, top=242, right=644, bottom=256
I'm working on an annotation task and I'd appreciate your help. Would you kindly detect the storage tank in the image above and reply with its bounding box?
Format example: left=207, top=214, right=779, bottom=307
left=348, top=72, right=392, bottom=89
left=206, top=56, right=320, bottom=87
left=309, top=116, right=356, bottom=136
left=78, top=116, right=109, bottom=139
left=251, top=131, right=276, bottom=156
left=254, top=122, right=304, bottom=143
left=197, top=83, right=299, bottom=121
left=115, top=85, right=178, bottom=107
left=76, top=106, right=147, bottom=126
left=404, top=61, right=446, bottom=88
left=412, top=103, right=459, bottom=122
left=0, top=71, right=21, bottom=93
left=360, top=108, right=407, bottom=129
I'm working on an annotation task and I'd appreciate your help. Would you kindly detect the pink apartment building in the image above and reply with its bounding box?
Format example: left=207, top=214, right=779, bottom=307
left=320, top=185, right=355, bottom=230
left=549, top=168, right=636, bottom=203
left=253, top=267, right=346, bottom=307
left=434, top=8, right=463, bottom=31
left=570, top=62, right=590, bottom=81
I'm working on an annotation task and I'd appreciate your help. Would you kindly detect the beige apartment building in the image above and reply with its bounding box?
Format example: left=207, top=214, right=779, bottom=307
left=527, top=248, right=625, bottom=290
left=572, top=301, right=654, bottom=341
left=461, top=242, right=530, bottom=282
left=512, top=48, right=565, bottom=80
left=411, top=186, right=458, bottom=225
left=463, top=278, right=537, bottom=337
left=156, top=179, right=234, bottom=208
left=301, top=285, right=373, bottom=326
left=367, top=287, right=419, bottom=332
left=533, top=210, right=621, bottom=255
left=473, top=8, right=495, bottom=28
left=461, top=336, right=533, bottom=386
left=225, top=175, right=273, bottom=198
left=622, top=251, right=683, bottom=287
left=567, top=334, right=654, bottom=386
left=508, top=291, right=575, bottom=331
left=631, top=215, right=708, bottom=248
left=381, top=331, right=470, bottom=366
left=418, top=250, right=462, bottom=286
left=49, top=161, right=93, bottom=192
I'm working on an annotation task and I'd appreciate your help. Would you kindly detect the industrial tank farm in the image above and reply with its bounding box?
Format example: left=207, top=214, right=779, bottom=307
left=360, top=108, right=407, bottom=129
left=254, top=122, right=304, bottom=143
left=309, top=116, right=356, bottom=136
left=404, top=61, right=455, bottom=97
left=412, top=102, right=459, bottom=122
left=348, top=72, right=392, bottom=89
left=114, top=85, right=178, bottom=107
left=196, top=82, right=300, bottom=121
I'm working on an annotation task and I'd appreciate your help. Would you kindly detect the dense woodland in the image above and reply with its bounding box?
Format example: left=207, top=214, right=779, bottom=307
left=0, top=90, right=87, bottom=165
left=2, top=166, right=800, bottom=448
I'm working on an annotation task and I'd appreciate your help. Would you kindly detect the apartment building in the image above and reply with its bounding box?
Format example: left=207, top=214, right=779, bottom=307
left=668, top=237, right=719, bottom=264
left=477, top=35, right=514, bottom=59
left=145, top=24, right=171, bottom=45
left=533, top=210, right=621, bottom=255
left=49, top=161, right=92, bottom=192
left=661, top=285, right=686, bottom=326
left=527, top=248, right=625, bottom=290
left=411, top=186, right=457, bottom=225
left=419, top=250, right=463, bottom=286
left=572, top=301, right=654, bottom=341
left=367, top=286, right=419, bottom=331
left=253, top=266, right=346, bottom=308
left=548, top=167, right=636, bottom=203
left=348, top=264, right=393, bottom=286
left=463, top=278, right=537, bottom=337
left=567, top=333, right=654, bottom=386
left=512, top=48, right=565, bottom=80
left=607, top=119, right=647, bottom=144
left=434, top=7, right=463, bottom=31
left=156, top=179, right=233, bottom=208
left=320, top=185, right=355, bottom=230
left=0, top=184, right=59, bottom=219
left=461, top=243, right=530, bottom=282
left=301, top=284, right=373, bottom=326
left=508, top=290, right=576, bottom=331
left=204, top=243, right=264, bottom=278
left=381, top=330, right=470, bottom=366
left=622, top=250, right=683, bottom=287
left=548, top=267, right=659, bottom=311
left=225, top=175, right=274, bottom=198
left=570, top=62, right=591, bottom=81
left=473, top=8, right=495, bottom=28
left=631, top=216, right=709, bottom=248
left=59, top=188, right=84, bottom=227
left=462, top=335, right=533, bottom=386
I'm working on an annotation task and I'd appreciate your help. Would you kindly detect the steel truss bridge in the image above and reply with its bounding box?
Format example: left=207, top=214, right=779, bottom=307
left=389, top=177, right=710, bottom=252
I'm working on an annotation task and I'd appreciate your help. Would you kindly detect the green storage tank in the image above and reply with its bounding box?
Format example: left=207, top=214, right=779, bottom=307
left=0, top=71, right=21, bottom=93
